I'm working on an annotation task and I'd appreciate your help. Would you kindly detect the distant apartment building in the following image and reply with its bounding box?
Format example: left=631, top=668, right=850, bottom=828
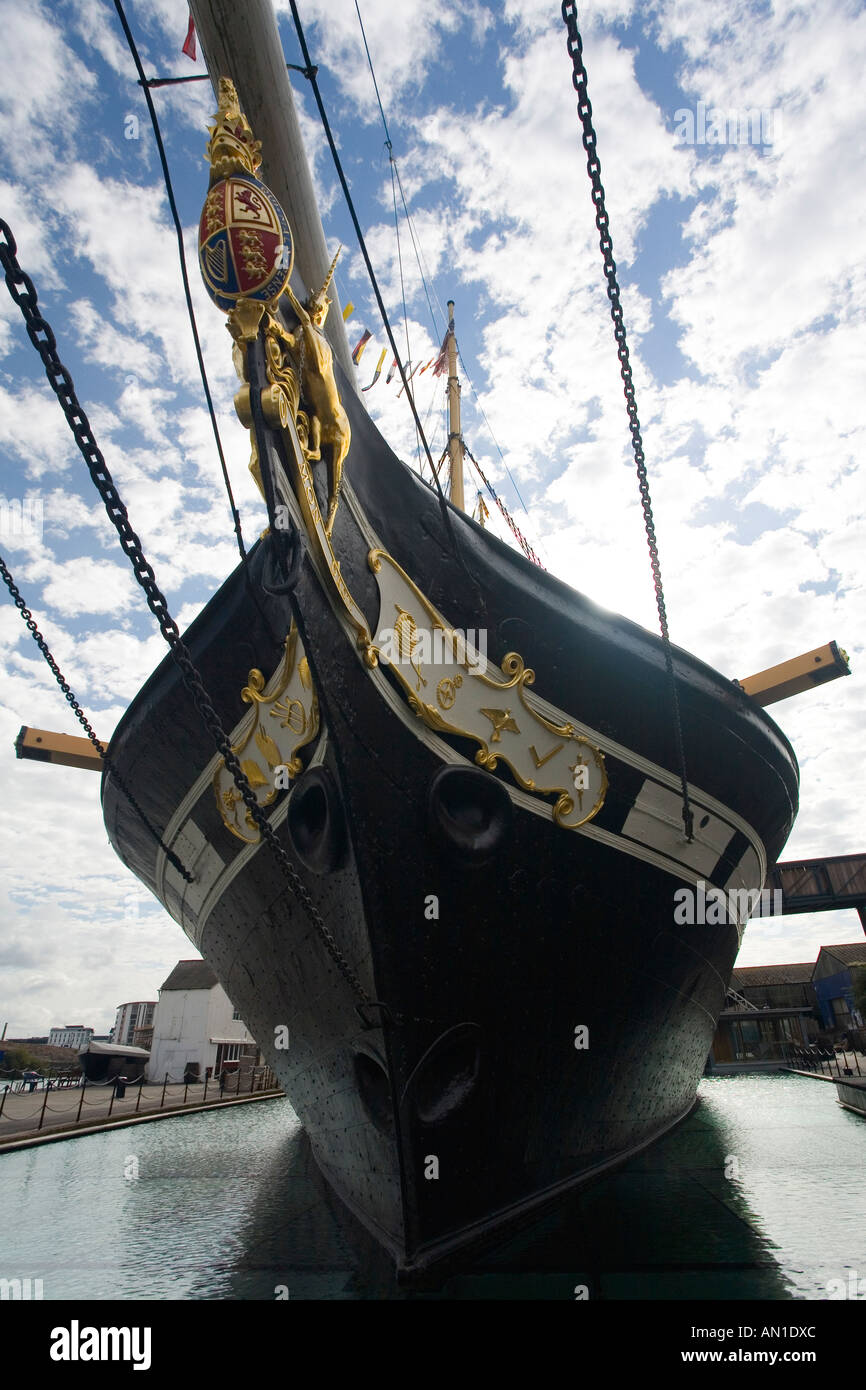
left=47, top=1025, right=94, bottom=1049
left=147, top=960, right=260, bottom=1082
left=113, top=1001, right=156, bottom=1049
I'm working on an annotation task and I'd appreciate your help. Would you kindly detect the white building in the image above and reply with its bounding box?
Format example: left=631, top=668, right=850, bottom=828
left=147, top=960, right=259, bottom=1083
left=113, top=1001, right=156, bottom=1048
left=48, top=1025, right=94, bottom=1049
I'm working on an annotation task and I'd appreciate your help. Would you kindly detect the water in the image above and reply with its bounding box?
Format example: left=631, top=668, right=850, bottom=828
left=1, top=1074, right=863, bottom=1300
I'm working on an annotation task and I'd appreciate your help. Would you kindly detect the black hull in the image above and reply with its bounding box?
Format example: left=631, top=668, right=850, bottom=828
left=102, top=357, right=798, bottom=1271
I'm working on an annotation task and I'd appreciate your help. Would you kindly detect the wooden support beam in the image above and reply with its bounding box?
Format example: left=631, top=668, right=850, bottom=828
left=738, top=641, right=850, bottom=706
left=14, top=726, right=103, bottom=772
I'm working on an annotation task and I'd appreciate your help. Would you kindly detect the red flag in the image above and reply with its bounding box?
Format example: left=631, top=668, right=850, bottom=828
left=182, top=16, right=197, bottom=61
left=351, top=329, right=372, bottom=365
left=432, top=330, right=450, bottom=377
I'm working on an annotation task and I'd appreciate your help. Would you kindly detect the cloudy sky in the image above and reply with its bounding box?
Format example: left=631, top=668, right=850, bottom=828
left=0, top=0, right=863, bottom=1037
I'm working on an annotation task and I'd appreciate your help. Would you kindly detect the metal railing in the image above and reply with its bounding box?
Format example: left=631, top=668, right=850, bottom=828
left=0, top=1066, right=282, bottom=1137
left=783, top=1044, right=864, bottom=1079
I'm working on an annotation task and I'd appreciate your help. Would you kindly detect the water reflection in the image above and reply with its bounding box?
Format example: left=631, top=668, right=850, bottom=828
left=0, top=1075, right=863, bottom=1300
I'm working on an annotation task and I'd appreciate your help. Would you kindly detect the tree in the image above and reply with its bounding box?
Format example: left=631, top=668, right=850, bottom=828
left=0, top=1045, right=41, bottom=1080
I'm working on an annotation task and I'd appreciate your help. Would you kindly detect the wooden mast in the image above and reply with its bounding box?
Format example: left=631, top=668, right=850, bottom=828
left=188, top=0, right=356, bottom=388
left=445, top=300, right=465, bottom=511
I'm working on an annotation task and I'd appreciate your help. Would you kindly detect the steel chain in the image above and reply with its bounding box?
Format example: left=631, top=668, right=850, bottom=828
left=561, top=2, right=694, bottom=841
left=0, top=552, right=193, bottom=882
left=0, top=218, right=371, bottom=1005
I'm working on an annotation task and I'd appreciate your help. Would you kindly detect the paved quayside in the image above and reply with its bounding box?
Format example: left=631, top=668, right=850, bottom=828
left=0, top=1078, right=283, bottom=1151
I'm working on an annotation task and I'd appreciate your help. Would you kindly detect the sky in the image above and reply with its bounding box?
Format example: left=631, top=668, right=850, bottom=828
left=0, top=0, right=863, bottom=1037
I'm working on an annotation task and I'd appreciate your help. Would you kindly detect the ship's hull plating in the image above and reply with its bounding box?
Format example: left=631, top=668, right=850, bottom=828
left=102, top=362, right=798, bottom=1272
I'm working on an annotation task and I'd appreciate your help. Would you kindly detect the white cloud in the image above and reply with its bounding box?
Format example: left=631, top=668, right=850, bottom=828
left=277, top=0, right=481, bottom=110
left=0, top=384, right=79, bottom=479
left=31, top=554, right=139, bottom=617
left=0, top=0, right=98, bottom=175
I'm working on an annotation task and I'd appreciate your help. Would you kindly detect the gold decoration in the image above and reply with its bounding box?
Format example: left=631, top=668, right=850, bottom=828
left=530, top=742, right=564, bottom=768
left=205, top=77, right=262, bottom=179
left=480, top=709, right=520, bottom=742
left=200, top=87, right=375, bottom=667
left=554, top=737, right=608, bottom=829
left=213, top=624, right=320, bottom=843
left=275, top=413, right=375, bottom=663
left=283, top=265, right=350, bottom=539
left=272, top=697, right=306, bottom=734
left=393, top=607, right=427, bottom=690
left=226, top=299, right=266, bottom=347
left=254, top=725, right=284, bottom=768
left=240, top=759, right=269, bottom=789
left=203, top=187, right=224, bottom=236
left=262, top=322, right=300, bottom=422
left=368, top=547, right=608, bottom=830
left=233, top=382, right=252, bottom=427
left=237, top=229, right=269, bottom=278
left=436, top=673, right=463, bottom=710
left=203, top=238, right=228, bottom=283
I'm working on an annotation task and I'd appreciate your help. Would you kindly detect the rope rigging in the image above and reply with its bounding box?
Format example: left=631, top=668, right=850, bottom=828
left=455, top=346, right=538, bottom=531
left=388, top=152, right=424, bottom=474
left=463, top=444, right=545, bottom=569
left=561, top=0, right=694, bottom=842
left=353, top=0, right=545, bottom=565
left=353, top=0, right=444, bottom=342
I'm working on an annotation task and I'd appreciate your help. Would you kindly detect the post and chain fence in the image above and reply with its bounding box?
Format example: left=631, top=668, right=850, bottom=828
left=0, top=1067, right=282, bottom=1140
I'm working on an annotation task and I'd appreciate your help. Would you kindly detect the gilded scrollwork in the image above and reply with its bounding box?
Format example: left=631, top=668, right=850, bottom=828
left=213, top=624, right=320, bottom=843
left=368, top=547, right=608, bottom=830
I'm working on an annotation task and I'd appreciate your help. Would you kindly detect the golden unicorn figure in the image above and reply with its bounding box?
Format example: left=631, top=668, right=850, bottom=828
left=284, top=250, right=351, bottom=539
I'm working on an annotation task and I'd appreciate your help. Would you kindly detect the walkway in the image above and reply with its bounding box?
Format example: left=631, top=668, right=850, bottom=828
left=0, top=1078, right=283, bottom=1150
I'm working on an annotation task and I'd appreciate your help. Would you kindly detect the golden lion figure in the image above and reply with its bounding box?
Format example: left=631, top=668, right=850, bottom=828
left=283, top=251, right=350, bottom=539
